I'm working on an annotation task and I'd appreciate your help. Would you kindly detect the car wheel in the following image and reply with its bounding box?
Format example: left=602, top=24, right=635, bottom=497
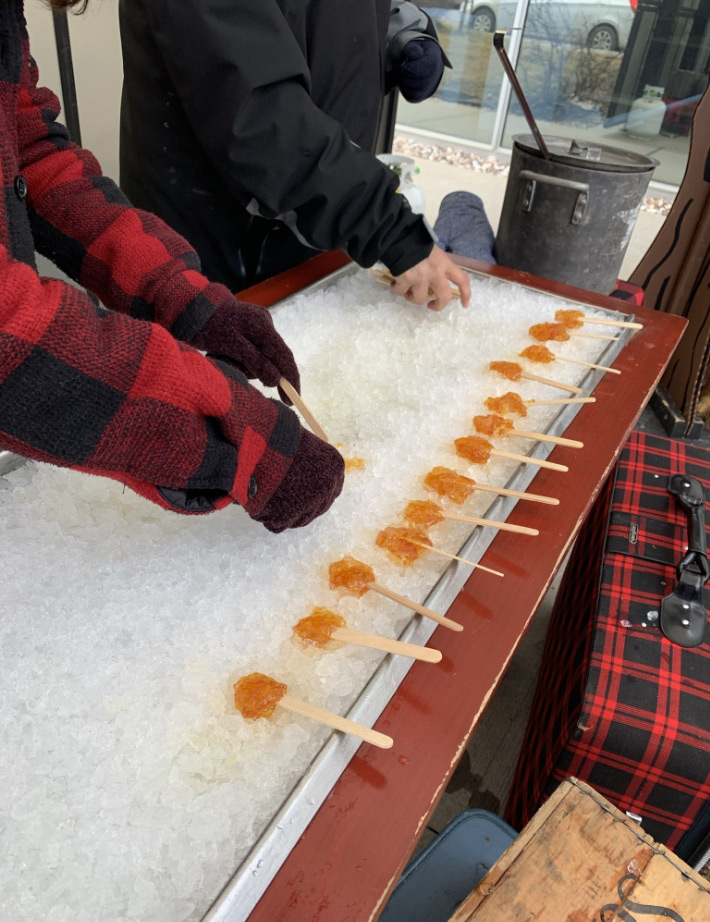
left=587, top=24, right=619, bottom=52
left=471, top=7, right=496, bottom=32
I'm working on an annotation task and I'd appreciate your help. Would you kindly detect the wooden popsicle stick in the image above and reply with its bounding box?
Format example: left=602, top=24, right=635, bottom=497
left=471, top=482, right=559, bottom=505
left=331, top=627, right=442, bottom=663
left=520, top=370, right=583, bottom=394
left=554, top=355, right=621, bottom=375
left=525, top=397, right=595, bottom=406
left=370, top=267, right=462, bottom=302
left=581, top=316, right=642, bottom=330
left=279, top=377, right=330, bottom=443
left=370, top=582, right=464, bottom=632
left=369, top=269, right=394, bottom=290
left=279, top=694, right=393, bottom=749
left=490, top=448, right=569, bottom=472
left=511, top=428, right=584, bottom=449
left=569, top=331, right=618, bottom=341
left=441, top=510, right=539, bottom=536
left=403, top=538, right=505, bottom=577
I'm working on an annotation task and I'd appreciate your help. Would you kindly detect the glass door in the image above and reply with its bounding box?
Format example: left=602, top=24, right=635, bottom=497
left=397, top=2, right=531, bottom=146
left=501, top=0, right=709, bottom=186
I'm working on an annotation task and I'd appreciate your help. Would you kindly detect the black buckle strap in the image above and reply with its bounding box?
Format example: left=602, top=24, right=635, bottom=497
left=660, top=475, right=710, bottom=647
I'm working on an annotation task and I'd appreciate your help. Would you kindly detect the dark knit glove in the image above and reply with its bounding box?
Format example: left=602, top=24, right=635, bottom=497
left=190, top=300, right=300, bottom=404
left=396, top=38, right=446, bottom=103
left=253, top=429, right=345, bottom=533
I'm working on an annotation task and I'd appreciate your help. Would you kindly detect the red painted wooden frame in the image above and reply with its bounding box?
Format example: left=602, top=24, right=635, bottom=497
left=238, top=252, right=687, bottom=922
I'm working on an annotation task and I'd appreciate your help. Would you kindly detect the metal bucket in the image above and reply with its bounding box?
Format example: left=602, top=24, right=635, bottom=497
left=495, top=135, right=657, bottom=294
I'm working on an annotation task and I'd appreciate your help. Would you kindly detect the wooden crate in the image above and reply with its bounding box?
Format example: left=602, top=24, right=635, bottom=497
left=450, top=778, right=709, bottom=922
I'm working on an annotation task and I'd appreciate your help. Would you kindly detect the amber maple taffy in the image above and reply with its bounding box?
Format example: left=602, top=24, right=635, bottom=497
left=328, top=556, right=464, bottom=632
left=292, top=607, right=442, bottom=663
left=376, top=524, right=504, bottom=576
left=486, top=390, right=595, bottom=410
left=233, top=671, right=393, bottom=749
left=473, top=413, right=583, bottom=450
left=334, top=444, right=365, bottom=473
left=485, top=392, right=528, bottom=418
left=529, top=321, right=617, bottom=343
left=376, top=525, right=433, bottom=566
left=424, top=465, right=558, bottom=507
left=555, top=307, right=642, bottom=331
left=454, top=434, right=569, bottom=473
left=403, top=498, right=538, bottom=538
left=489, top=360, right=583, bottom=395
left=519, top=344, right=620, bottom=378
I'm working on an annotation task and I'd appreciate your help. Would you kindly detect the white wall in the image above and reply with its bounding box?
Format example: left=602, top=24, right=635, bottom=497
left=25, top=1, right=123, bottom=180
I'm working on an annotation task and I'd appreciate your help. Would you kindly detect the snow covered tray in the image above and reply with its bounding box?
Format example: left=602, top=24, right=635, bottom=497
left=0, top=266, right=634, bottom=922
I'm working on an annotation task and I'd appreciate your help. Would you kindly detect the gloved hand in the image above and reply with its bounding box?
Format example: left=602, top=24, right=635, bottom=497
left=190, top=299, right=300, bottom=405
left=396, top=37, right=447, bottom=103
left=119, top=359, right=304, bottom=521
left=253, top=429, right=345, bottom=533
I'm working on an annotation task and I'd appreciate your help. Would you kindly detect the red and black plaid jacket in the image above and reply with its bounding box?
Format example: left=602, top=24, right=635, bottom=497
left=0, top=2, right=299, bottom=515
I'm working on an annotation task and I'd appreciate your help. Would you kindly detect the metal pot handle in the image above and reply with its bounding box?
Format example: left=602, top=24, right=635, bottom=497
left=519, top=169, right=590, bottom=225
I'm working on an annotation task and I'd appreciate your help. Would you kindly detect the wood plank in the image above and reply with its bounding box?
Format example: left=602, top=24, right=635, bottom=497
left=451, top=779, right=710, bottom=922
left=242, top=254, right=687, bottom=922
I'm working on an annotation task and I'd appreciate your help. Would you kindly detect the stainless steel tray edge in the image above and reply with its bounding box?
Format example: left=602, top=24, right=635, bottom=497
left=200, top=268, right=633, bottom=922
left=0, top=450, right=25, bottom=476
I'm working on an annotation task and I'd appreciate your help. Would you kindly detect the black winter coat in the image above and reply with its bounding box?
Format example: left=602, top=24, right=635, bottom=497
left=118, top=0, right=436, bottom=292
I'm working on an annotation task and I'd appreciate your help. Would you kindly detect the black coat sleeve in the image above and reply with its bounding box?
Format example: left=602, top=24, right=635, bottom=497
left=139, top=0, right=434, bottom=275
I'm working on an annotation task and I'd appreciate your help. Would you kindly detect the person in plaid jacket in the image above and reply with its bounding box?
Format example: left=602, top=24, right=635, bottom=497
left=0, top=0, right=344, bottom=531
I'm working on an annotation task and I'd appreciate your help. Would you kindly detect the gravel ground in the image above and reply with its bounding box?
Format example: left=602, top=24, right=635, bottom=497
left=393, top=137, right=675, bottom=216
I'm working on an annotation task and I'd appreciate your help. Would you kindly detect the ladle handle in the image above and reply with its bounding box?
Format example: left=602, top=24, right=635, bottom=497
left=493, top=30, right=551, bottom=160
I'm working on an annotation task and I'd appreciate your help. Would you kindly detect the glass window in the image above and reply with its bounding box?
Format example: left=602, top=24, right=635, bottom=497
left=397, top=2, right=709, bottom=190
left=501, top=0, right=709, bottom=186
left=397, top=4, right=516, bottom=145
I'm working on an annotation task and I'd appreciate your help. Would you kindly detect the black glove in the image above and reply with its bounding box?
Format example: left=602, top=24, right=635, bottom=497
left=396, top=37, right=447, bottom=103
left=190, top=299, right=300, bottom=405
left=253, top=429, right=345, bottom=532
left=386, top=4, right=451, bottom=102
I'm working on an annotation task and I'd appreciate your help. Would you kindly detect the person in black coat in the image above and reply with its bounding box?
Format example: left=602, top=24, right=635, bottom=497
left=118, top=0, right=471, bottom=311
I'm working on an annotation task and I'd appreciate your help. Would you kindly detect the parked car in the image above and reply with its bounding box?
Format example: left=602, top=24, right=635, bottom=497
left=460, top=0, right=637, bottom=52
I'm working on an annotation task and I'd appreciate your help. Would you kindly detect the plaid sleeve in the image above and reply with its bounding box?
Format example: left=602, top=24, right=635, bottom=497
left=0, top=246, right=299, bottom=515
left=16, top=33, right=234, bottom=344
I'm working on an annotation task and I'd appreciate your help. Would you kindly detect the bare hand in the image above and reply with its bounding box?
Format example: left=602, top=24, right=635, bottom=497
left=390, top=246, right=471, bottom=311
